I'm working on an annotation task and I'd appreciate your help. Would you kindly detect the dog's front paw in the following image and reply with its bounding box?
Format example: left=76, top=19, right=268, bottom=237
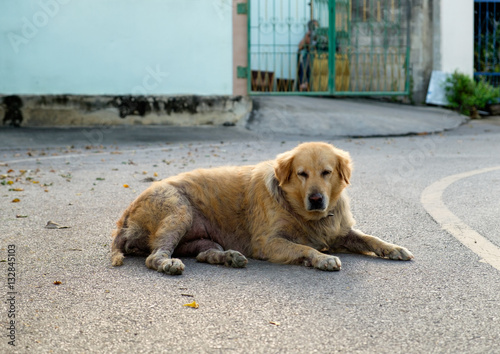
left=159, top=258, right=185, bottom=275
left=387, top=246, right=414, bottom=261
left=312, top=255, right=341, bottom=271
left=378, top=245, right=414, bottom=261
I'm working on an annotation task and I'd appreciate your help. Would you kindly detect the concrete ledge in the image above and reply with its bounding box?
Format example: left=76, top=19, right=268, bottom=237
left=0, top=95, right=252, bottom=127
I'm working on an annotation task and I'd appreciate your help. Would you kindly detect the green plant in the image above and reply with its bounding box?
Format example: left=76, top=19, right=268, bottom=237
left=444, top=71, right=500, bottom=118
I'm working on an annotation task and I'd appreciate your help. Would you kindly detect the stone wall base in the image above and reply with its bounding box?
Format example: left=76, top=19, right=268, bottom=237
left=0, top=95, right=252, bottom=127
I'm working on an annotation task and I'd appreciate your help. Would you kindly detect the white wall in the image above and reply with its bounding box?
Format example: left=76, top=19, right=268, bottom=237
left=0, top=0, right=233, bottom=95
left=439, top=0, right=474, bottom=76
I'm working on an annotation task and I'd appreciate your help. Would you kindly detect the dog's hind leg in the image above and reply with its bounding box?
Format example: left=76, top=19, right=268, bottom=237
left=145, top=204, right=193, bottom=276
left=196, top=248, right=248, bottom=268
left=146, top=249, right=185, bottom=275
left=175, top=239, right=248, bottom=268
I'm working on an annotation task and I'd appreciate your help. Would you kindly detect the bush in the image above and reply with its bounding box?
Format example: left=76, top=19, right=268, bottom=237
left=444, top=71, right=500, bottom=118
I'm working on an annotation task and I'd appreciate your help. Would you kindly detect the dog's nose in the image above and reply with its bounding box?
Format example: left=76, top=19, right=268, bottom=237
left=308, top=193, right=324, bottom=210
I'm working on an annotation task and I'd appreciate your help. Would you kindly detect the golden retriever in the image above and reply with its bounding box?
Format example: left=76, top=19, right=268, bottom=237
left=111, top=142, right=413, bottom=275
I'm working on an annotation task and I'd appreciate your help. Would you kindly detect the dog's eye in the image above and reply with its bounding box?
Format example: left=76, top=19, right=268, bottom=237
left=322, top=170, right=332, bottom=177
left=298, top=171, right=308, bottom=178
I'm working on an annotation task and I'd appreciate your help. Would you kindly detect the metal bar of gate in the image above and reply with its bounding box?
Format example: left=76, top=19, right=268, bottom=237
left=247, top=0, right=410, bottom=96
left=474, top=0, right=500, bottom=86
left=329, top=0, right=336, bottom=94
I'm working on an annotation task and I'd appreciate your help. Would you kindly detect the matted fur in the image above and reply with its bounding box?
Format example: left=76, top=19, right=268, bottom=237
left=111, top=142, right=413, bottom=275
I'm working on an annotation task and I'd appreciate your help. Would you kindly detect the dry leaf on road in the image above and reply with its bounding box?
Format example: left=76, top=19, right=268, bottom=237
left=183, top=301, right=199, bottom=309
left=45, top=221, right=70, bottom=229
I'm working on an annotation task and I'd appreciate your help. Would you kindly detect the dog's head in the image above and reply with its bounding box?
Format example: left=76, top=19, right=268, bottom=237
left=274, top=142, right=352, bottom=220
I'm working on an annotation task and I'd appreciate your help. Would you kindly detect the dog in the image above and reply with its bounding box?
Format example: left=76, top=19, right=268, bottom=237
left=111, top=142, right=413, bottom=275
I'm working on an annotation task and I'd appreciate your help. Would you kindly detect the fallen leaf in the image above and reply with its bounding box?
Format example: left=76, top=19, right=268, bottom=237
left=183, top=301, right=199, bottom=309
left=60, top=173, right=72, bottom=180
left=141, top=177, right=157, bottom=182
left=269, top=321, right=281, bottom=326
left=96, top=177, right=105, bottom=181
left=53, top=281, right=62, bottom=285
left=154, top=172, right=158, bottom=177
left=123, top=184, right=129, bottom=188
left=45, top=221, right=70, bottom=229
left=9, top=188, right=24, bottom=192
left=7, top=169, right=14, bottom=173
left=7, top=181, right=14, bottom=185
left=11, top=198, right=20, bottom=203
left=16, top=215, right=28, bottom=218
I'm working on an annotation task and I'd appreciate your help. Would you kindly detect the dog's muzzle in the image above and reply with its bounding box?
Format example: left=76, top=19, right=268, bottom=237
left=307, top=193, right=326, bottom=211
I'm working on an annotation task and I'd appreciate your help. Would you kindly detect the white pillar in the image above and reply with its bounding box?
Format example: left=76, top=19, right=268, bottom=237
left=438, top=0, right=474, bottom=76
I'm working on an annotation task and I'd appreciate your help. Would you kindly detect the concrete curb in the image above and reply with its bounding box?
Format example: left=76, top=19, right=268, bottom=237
left=246, top=96, right=469, bottom=138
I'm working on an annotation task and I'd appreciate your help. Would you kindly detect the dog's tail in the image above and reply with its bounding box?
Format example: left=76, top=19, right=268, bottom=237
left=111, top=212, right=151, bottom=266
left=111, top=228, right=125, bottom=266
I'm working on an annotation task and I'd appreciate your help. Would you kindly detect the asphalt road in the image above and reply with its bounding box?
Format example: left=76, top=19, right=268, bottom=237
left=1, top=117, right=500, bottom=353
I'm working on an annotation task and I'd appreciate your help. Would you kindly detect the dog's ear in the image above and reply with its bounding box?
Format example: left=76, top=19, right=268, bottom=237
left=335, top=149, right=352, bottom=185
left=274, top=151, right=294, bottom=186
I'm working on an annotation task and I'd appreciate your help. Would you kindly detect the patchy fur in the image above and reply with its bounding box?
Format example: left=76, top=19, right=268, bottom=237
left=111, top=142, right=413, bottom=275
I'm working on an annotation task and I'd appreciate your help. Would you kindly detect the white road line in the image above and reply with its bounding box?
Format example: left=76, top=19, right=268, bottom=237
left=421, top=166, right=500, bottom=272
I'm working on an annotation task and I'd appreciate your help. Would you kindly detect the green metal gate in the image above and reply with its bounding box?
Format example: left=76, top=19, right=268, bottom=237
left=247, top=0, right=410, bottom=95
